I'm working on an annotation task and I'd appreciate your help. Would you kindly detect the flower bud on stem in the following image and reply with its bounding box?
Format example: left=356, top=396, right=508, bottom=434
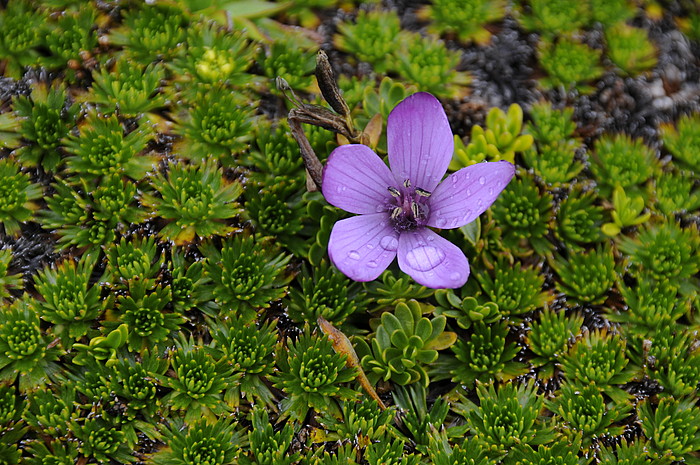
left=277, top=51, right=362, bottom=191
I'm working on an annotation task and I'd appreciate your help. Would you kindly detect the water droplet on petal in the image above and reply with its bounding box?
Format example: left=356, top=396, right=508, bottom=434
left=479, top=176, right=486, bottom=185
left=379, top=235, right=398, bottom=251
left=427, top=235, right=435, bottom=241
left=451, top=218, right=460, bottom=228
left=405, top=246, right=446, bottom=272
left=348, top=250, right=360, bottom=260
left=436, top=218, right=447, bottom=228
left=366, top=244, right=374, bottom=250
left=465, top=171, right=471, bottom=179
left=336, top=186, right=343, bottom=193
left=488, top=187, right=494, bottom=195
left=466, top=189, right=472, bottom=196
left=477, top=199, right=483, bottom=208
left=450, top=272, right=462, bottom=281
left=367, top=260, right=378, bottom=268
left=451, top=176, right=458, bottom=185
left=375, top=204, right=385, bottom=213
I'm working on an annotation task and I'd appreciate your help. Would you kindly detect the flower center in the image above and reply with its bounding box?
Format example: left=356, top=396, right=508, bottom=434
left=384, top=179, right=431, bottom=232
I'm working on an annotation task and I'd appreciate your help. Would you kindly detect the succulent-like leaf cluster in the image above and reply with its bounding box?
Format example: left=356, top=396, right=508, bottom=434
left=451, top=104, right=533, bottom=168
left=355, top=300, right=452, bottom=386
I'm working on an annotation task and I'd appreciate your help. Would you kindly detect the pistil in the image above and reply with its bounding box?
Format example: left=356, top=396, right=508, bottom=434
left=385, top=180, right=431, bottom=232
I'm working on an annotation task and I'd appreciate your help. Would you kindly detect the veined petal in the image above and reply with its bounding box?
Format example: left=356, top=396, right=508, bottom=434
left=427, top=161, right=515, bottom=229
left=328, top=213, right=399, bottom=282
left=387, top=92, right=453, bottom=192
left=397, top=228, right=469, bottom=289
left=322, top=144, right=397, bottom=215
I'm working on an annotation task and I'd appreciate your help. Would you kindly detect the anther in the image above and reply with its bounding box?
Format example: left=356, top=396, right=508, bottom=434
left=391, top=207, right=402, bottom=219
left=403, top=179, right=411, bottom=188
left=415, top=187, right=431, bottom=197
left=387, top=186, right=401, bottom=197
left=411, top=202, right=420, bottom=219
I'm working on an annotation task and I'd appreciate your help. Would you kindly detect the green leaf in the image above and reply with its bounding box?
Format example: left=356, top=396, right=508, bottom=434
left=414, top=318, right=432, bottom=342
left=460, top=218, right=481, bottom=246
left=382, top=312, right=403, bottom=336
left=221, top=1, right=290, bottom=18
left=425, top=331, right=457, bottom=351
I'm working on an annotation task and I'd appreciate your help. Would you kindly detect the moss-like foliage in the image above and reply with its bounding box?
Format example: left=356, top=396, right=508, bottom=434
left=527, top=307, right=583, bottom=379
left=173, top=87, right=255, bottom=163
left=560, top=329, right=635, bottom=401
left=158, top=335, right=233, bottom=424
left=449, top=320, right=526, bottom=386
left=522, top=101, right=582, bottom=184
left=0, top=158, right=41, bottom=236
left=660, top=111, right=700, bottom=171
left=552, top=245, right=617, bottom=304
left=491, top=174, right=554, bottom=256
left=538, top=37, right=603, bottom=92
left=108, top=3, right=188, bottom=64
left=462, top=381, right=555, bottom=459
left=0, top=299, right=63, bottom=391
left=477, top=258, right=552, bottom=316
left=0, top=249, right=21, bottom=300
left=89, top=57, right=166, bottom=116
left=605, top=24, right=658, bottom=76
left=33, top=253, right=104, bottom=340
left=288, top=261, right=361, bottom=324
left=201, top=234, right=291, bottom=321
left=637, top=397, right=700, bottom=463
left=517, top=0, right=591, bottom=36
left=394, top=33, right=470, bottom=98
left=419, top=0, right=507, bottom=44
left=334, top=9, right=404, bottom=73
left=142, top=160, right=242, bottom=244
left=618, top=221, right=700, bottom=284
left=12, top=83, right=79, bottom=170
left=0, top=1, right=698, bottom=463
left=591, top=133, right=658, bottom=196
left=555, top=185, right=604, bottom=247
left=273, top=325, right=358, bottom=422
left=0, top=0, right=46, bottom=78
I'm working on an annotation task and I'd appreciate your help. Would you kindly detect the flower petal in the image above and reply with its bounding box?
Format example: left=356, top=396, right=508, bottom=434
left=328, top=213, right=399, bottom=282
left=322, top=144, right=397, bottom=215
left=427, top=161, right=515, bottom=229
left=387, top=92, right=454, bottom=192
left=397, top=228, right=469, bottom=289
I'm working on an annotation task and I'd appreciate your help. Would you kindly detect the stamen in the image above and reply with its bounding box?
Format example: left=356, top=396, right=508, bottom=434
left=411, top=202, right=420, bottom=219
left=415, top=187, right=431, bottom=197
left=387, top=186, right=401, bottom=197
left=403, top=179, right=411, bottom=188
left=391, top=207, right=402, bottom=219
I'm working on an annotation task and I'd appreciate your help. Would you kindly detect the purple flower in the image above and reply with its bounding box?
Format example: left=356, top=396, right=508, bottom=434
left=321, top=92, right=515, bottom=288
